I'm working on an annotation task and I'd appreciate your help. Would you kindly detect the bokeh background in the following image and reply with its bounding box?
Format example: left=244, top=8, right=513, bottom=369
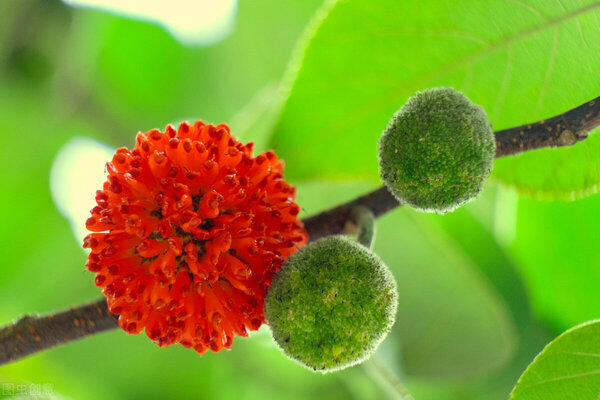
left=1, top=0, right=599, bottom=399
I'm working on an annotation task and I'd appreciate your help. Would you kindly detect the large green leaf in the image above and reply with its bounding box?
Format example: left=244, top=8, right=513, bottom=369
left=405, top=321, right=553, bottom=400
left=493, top=136, right=600, bottom=200
left=401, top=187, right=555, bottom=399
left=508, top=193, right=600, bottom=331
left=510, top=320, right=600, bottom=400
left=375, top=207, right=516, bottom=380
left=420, top=196, right=531, bottom=328
left=270, top=0, right=600, bottom=199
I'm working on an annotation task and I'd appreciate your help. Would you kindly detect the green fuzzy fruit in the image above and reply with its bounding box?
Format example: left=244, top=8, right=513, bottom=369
left=378, top=87, right=495, bottom=214
left=264, top=236, right=398, bottom=373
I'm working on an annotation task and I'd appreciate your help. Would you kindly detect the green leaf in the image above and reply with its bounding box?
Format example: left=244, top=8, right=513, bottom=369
left=508, top=193, right=600, bottom=331
left=510, top=320, right=600, bottom=400
left=228, top=83, right=283, bottom=153
left=375, top=207, right=516, bottom=380
left=400, top=187, right=555, bottom=399
left=270, top=0, right=600, bottom=199
left=493, top=134, right=600, bottom=200
left=420, top=196, right=532, bottom=329
left=405, top=321, right=553, bottom=400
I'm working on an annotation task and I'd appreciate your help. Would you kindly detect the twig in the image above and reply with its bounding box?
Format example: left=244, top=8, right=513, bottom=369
left=0, top=299, right=117, bottom=366
left=495, top=96, right=600, bottom=157
left=1, top=96, right=600, bottom=367
left=0, top=187, right=399, bottom=367
left=303, top=186, right=400, bottom=242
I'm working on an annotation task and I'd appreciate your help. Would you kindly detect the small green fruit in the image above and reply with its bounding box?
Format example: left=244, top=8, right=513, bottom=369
left=378, top=87, right=495, bottom=214
left=264, top=236, right=398, bottom=373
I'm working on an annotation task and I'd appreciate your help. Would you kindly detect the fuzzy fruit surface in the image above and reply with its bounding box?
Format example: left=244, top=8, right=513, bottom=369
left=378, top=87, right=495, bottom=214
left=264, top=236, right=397, bottom=373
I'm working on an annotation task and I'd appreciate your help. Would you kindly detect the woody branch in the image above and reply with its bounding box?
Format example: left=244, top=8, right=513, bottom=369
left=0, top=95, right=598, bottom=367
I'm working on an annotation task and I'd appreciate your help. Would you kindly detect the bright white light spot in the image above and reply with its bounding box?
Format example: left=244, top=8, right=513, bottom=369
left=63, top=0, right=237, bottom=45
left=50, top=137, right=114, bottom=245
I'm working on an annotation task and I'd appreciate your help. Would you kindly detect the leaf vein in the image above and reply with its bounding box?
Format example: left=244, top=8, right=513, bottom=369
left=556, top=351, right=600, bottom=358
left=534, top=27, right=559, bottom=115
left=319, top=2, right=600, bottom=137
left=492, top=45, right=514, bottom=121
left=416, top=2, right=600, bottom=92
left=576, top=18, right=592, bottom=49
left=521, top=368, right=600, bottom=389
left=506, top=0, right=550, bottom=20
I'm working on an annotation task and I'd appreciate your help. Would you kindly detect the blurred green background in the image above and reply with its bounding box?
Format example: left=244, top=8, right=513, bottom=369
left=1, top=0, right=599, bottom=399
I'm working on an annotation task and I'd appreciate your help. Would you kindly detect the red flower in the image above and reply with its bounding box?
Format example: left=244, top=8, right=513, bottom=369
left=83, top=121, right=307, bottom=354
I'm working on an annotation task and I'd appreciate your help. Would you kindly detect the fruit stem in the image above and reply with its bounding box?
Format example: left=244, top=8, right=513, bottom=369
left=362, top=354, right=415, bottom=400
left=352, top=206, right=376, bottom=249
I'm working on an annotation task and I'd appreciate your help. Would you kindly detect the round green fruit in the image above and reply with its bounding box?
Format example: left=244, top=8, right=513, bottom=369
left=378, top=87, right=495, bottom=214
left=264, top=236, right=398, bottom=373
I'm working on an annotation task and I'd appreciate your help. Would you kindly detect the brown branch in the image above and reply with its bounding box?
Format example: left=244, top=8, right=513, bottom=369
left=0, top=188, right=400, bottom=367
left=2, top=95, right=600, bottom=367
left=303, top=96, right=600, bottom=240
left=303, top=186, right=400, bottom=242
left=495, top=96, right=600, bottom=157
left=0, top=299, right=117, bottom=366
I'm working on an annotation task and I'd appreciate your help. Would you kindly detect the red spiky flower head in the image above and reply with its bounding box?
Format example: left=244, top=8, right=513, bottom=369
left=83, top=121, right=307, bottom=354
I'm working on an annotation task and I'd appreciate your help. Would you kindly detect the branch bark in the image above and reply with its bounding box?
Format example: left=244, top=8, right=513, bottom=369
left=2, top=96, right=599, bottom=367
left=303, top=186, right=400, bottom=242
left=495, top=96, right=600, bottom=157
left=0, top=299, right=117, bottom=365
